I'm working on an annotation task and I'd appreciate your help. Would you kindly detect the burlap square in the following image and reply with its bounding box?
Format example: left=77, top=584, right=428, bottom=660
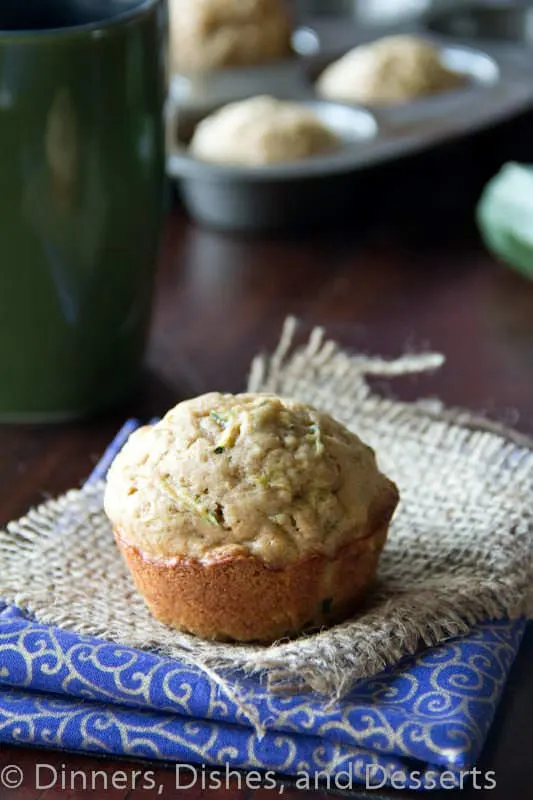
left=1, top=318, right=531, bottom=705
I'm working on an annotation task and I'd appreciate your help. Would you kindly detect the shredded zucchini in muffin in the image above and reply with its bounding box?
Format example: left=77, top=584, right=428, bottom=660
left=104, top=392, right=386, bottom=567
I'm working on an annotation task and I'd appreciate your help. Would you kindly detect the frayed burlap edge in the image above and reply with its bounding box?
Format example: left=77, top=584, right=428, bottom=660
left=0, top=317, right=532, bottom=716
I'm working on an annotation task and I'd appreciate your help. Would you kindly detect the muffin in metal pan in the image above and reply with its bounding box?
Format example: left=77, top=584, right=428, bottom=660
left=312, top=34, right=500, bottom=129
left=316, top=35, right=468, bottom=105
left=168, top=0, right=319, bottom=110
left=170, top=0, right=293, bottom=72
left=166, top=94, right=379, bottom=231
left=188, top=95, right=342, bottom=166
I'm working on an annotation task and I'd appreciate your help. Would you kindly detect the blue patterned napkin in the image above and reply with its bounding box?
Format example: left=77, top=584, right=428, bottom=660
left=0, top=421, right=526, bottom=791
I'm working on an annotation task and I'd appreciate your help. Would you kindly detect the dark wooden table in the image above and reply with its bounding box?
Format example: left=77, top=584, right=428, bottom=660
left=1, top=205, right=533, bottom=799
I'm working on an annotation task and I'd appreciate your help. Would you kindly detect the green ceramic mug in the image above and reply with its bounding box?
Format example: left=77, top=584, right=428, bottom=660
left=0, top=0, right=165, bottom=421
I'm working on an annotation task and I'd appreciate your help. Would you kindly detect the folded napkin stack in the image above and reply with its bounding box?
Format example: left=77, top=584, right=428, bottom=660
left=0, top=603, right=524, bottom=791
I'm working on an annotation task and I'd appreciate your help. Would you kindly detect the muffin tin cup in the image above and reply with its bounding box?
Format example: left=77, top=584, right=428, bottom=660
left=166, top=16, right=533, bottom=232
left=169, top=25, right=322, bottom=112
left=311, top=40, right=501, bottom=130
left=166, top=99, right=379, bottom=231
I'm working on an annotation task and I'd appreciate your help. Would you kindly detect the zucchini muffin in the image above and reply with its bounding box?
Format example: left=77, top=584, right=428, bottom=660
left=104, top=393, right=399, bottom=642
left=317, top=35, right=465, bottom=105
left=169, top=0, right=293, bottom=73
left=189, top=96, right=339, bottom=166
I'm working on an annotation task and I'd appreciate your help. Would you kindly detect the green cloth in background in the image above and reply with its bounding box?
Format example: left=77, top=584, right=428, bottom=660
left=477, top=161, right=533, bottom=280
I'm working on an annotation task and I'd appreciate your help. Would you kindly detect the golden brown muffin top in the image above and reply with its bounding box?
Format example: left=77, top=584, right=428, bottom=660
left=317, top=35, right=465, bottom=105
left=104, top=393, right=396, bottom=567
left=190, top=96, right=339, bottom=166
left=169, top=0, right=293, bottom=72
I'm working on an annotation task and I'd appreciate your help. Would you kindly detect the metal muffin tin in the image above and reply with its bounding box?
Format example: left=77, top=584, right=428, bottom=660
left=166, top=7, right=533, bottom=232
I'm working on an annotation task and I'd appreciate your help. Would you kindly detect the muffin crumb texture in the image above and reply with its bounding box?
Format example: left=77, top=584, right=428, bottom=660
left=105, top=393, right=394, bottom=567
left=317, top=35, right=466, bottom=104
left=169, top=0, right=293, bottom=72
left=189, top=96, right=339, bottom=166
